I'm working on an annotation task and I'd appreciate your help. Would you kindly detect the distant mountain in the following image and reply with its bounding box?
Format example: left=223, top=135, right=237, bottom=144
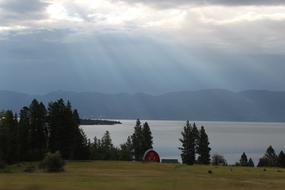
left=0, top=89, right=285, bottom=122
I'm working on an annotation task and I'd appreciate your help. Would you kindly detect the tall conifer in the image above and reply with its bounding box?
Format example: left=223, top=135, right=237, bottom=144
left=197, top=126, right=211, bottom=165
left=179, top=121, right=195, bottom=165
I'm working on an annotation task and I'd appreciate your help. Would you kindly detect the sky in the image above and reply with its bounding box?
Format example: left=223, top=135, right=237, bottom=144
left=0, top=0, right=285, bottom=94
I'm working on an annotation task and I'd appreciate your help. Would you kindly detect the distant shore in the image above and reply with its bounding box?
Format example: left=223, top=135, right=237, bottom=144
left=80, top=119, right=122, bottom=125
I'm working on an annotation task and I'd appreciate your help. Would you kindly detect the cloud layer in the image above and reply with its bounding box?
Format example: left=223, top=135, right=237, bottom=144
left=119, top=0, right=285, bottom=6
left=0, top=0, right=285, bottom=93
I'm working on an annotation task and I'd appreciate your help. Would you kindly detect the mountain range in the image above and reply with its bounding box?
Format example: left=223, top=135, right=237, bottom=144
left=0, top=89, right=285, bottom=122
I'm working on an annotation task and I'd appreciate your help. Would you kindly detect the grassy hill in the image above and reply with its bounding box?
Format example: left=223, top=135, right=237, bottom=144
left=1, top=161, right=285, bottom=190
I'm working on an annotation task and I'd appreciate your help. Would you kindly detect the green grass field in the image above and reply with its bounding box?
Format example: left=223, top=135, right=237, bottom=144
left=0, top=161, right=285, bottom=190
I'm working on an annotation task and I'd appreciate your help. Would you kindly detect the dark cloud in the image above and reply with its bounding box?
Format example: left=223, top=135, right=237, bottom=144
left=117, top=0, right=285, bottom=8
left=0, top=0, right=48, bottom=13
left=0, top=0, right=49, bottom=22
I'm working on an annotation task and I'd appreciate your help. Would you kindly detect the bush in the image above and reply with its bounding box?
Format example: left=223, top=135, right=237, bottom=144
left=211, top=154, right=227, bottom=166
left=40, top=151, right=65, bottom=172
left=24, top=165, right=36, bottom=173
left=0, top=160, right=6, bottom=170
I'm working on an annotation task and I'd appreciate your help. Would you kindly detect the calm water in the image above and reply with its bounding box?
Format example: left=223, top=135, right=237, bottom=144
left=81, top=120, right=285, bottom=164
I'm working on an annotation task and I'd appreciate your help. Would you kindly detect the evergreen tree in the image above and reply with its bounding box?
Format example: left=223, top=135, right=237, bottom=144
left=142, top=122, right=153, bottom=152
left=179, top=121, right=195, bottom=165
left=248, top=158, right=255, bottom=167
left=257, top=157, right=269, bottom=167
left=47, top=99, right=86, bottom=160
left=265, top=145, right=278, bottom=167
left=71, top=109, right=90, bottom=160
left=131, top=119, right=144, bottom=161
left=73, top=128, right=90, bottom=160
left=90, top=137, right=102, bottom=160
left=101, top=131, right=116, bottom=160
left=72, top=109, right=80, bottom=125
left=18, top=107, right=31, bottom=161
left=197, top=126, right=211, bottom=165
left=28, top=100, right=47, bottom=160
left=0, top=111, right=19, bottom=163
left=0, top=112, right=8, bottom=163
left=119, top=136, right=133, bottom=161
left=240, top=152, right=248, bottom=167
left=90, top=131, right=118, bottom=160
left=278, top=151, right=285, bottom=168
left=258, top=146, right=278, bottom=167
left=192, top=122, right=200, bottom=155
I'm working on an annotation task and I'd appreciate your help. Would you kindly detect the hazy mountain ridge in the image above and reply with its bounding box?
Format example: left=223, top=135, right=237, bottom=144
left=0, top=89, right=285, bottom=122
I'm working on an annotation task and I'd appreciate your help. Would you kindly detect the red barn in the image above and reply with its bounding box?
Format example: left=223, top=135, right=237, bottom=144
left=143, top=149, right=160, bottom=163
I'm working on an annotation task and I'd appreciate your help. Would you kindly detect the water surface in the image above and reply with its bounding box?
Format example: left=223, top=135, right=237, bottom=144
left=81, top=120, right=285, bottom=164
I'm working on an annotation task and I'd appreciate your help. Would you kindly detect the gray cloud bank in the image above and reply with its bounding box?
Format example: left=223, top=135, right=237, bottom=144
left=0, top=0, right=49, bottom=23
left=118, top=0, right=285, bottom=7
left=0, top=0, right=48, bottom=13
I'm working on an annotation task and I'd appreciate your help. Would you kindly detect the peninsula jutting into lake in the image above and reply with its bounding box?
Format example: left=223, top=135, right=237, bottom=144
left=80, top=119, right=122, bottom=125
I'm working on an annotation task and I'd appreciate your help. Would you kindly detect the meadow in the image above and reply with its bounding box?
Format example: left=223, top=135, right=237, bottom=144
left=0, top=161, right=285, bottom=190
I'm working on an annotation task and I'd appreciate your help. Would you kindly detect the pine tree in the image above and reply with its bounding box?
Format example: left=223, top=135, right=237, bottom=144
left=101, top=131, right=116, bottom=160
left=258, top=146, right=278, bottom=167
left=73, top=128, right=90, bottom=160
left=18, top=107, right=31, bottom=161
left=179, top=121, right=195, bottom=165
left=248, top=158, right=255, bottom=167
left=47, top=99, right=85, bottom=160
left=29, top=100, right=47, bottom=160
left=265, top=145, right=278, bottom=167
left=90, top=137, right=102, bottom=160
left=257, top=157, right=269, bottom=167
left=48, top=99, right=65, bottom=156
left=0, top=111, right=19, bottom=163
left=119, top=136, right=133, bottom=161
left=0, top=112, right=8, bottom=163
left=142, top=122, right=153, bottom=152
left=197, top=126, right=211, bottom=165
left=278, top=151, right=285, bottom=168
left=192, top=123, right=200, bottom=156
left=90, top=131, right=118, bottom=160
left=131, top=119, right=144, bottom=161
left=71, top=109, right=90, bottom=160
left=240, top=152, right=248, bottom=167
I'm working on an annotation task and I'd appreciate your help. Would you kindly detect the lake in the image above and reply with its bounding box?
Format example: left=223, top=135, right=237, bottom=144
left=81, top=120, right=285, bottom=164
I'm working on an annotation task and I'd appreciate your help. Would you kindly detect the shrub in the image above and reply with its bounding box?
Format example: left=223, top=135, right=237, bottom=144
left=211, top=154, right=227, bottom=166
left=24, top=165, right=36, bottom=173
left=40, top=151, right=65, bottom=172
left=0, top=160, right=6, bottom=170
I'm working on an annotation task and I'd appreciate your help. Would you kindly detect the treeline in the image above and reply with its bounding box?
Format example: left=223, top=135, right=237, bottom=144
left=237, top=146, right=285, bottom=168
left=0, top=99, right=153, bottom=164
left=258, top=146, right=285, bottom=168
left=178, top=121, right=285, bottom=168
left=89, top=119, right=153, bottom=161
left=0, top=99, right=89, bottom=163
